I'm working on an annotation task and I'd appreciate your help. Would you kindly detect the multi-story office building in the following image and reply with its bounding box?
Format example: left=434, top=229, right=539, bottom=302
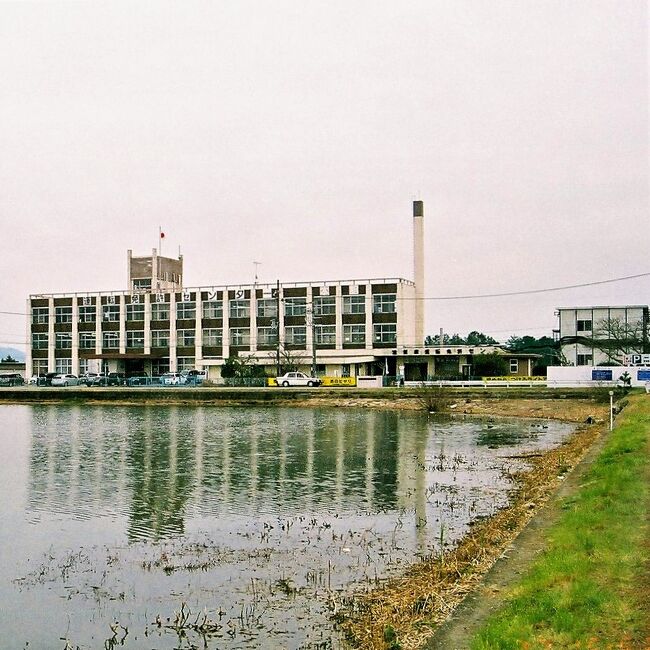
left=556, top=305, right=649, bottom=366
left=27, top=203, right=427, bottom=380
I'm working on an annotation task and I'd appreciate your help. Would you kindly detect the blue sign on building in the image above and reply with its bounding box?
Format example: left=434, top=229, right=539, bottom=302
left=592, top=369, right=613, bottom=381
left=637, top=370, right=650, bottom=381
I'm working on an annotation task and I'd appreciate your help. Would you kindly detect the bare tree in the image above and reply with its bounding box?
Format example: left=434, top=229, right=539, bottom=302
left=266, top=344, right=309, bottom=375
left=591, top=317, right=648, bottom=364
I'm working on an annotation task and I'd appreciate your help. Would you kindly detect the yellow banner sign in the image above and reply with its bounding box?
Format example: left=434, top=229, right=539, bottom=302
left=321, top=376, right=357, bottom=387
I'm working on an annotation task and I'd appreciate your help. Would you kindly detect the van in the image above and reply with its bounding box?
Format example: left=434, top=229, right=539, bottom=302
left=180, top=369, right=207, bottom=385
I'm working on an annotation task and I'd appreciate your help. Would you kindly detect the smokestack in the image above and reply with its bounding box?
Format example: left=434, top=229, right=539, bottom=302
left=413, top=201, right=425, bottom=345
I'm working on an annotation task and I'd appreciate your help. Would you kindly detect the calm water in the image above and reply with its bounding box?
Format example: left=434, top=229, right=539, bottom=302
left=0, top=405, right=574, bottom=649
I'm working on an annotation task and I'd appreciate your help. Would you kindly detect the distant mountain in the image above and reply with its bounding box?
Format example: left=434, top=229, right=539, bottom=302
left=0, top=347, right=25, bottom=362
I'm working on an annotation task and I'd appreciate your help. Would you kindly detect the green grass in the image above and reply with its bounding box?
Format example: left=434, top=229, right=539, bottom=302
left=471, top=395, right=650, bottom=650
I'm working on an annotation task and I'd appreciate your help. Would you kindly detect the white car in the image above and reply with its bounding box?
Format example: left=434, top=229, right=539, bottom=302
left=275, top=372, right=322, bottom=387
left=160, top=372, right=182, bottom=386
left=51, top=374, right=79, bottom=387
left=180, top=369, right=207, bottom=385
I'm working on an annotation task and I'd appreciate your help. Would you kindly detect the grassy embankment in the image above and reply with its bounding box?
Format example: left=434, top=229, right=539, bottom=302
left=471, top=394, right=650, bottom=650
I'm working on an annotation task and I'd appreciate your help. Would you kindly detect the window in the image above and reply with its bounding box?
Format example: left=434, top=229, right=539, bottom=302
left=202, top=328, right=222, bottom=346
left=341, top=364, right=351, bottom=377
left=342, top=295, right=365, bottom=314
left=177, top=357, right=195, bottom=371
left=126, top=303, right=145, bottom=321
left=257, top=326, right=276, bottom=345
left=151, top=302, right=170, bottom=321
left=78, top=306, right=96, bottom=323
left=55, top=358, right=72, bottom=374
left=79, top=332, right=96, bottom=349
left=285, top=326, right=307, bottom=345
left=133, top=278, right=152, bottom=290
left=151, top=359, right=170, bottom=377
left=32, top=333, right=48, bottom=349
left=102, top=332, right=119, bottom=349
left=55, top=306, right=73, bottom=324
left=177, top=329, right=195, bottom=347
left=343, top=324, right=366, bottom=344
left=509, top=359, right=519, bottom=374
left=284, top=298, right=306, bottom=317
left=126, top=331, right=145, bottom=348
left=229, top=300, right=250, bottom=319
left=33, top=359, right=48, bottom=375
left=577, top=319, right=592, bottom=332
left=230, top=328, right=250, bottom=346
left=176, top=302, right=196, bottom=320
left=577, top=353, right=593, bottom=366
left=257, top=299, right=278, bottom=318
left=55, top=332, right=72, bottom=349
left=315, top=325, right=336, bottom=345
left=32, top=307, right=49, bottom=324
left=202, top=301, right=223, bottom=319
left=314, top=296, right=336, bottom=316
left=103, top=305, right=120, bottom=322
left=373, top=323, right=397, bottom=343
left=78, top=359, right=89, bottom=375
left=151, top=330, right=169, bottom=348
left=373, top=294, right=396, bottom=314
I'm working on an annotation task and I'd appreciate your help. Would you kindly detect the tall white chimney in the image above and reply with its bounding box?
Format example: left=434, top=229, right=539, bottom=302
left=413, top=200, right=425, bottom=345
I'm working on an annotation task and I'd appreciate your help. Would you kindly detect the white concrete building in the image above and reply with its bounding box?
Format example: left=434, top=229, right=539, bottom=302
left=556, top=305, right=649, bottom=366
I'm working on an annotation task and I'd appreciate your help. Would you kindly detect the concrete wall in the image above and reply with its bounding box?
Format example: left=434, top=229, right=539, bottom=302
left=548, top=365, right=650, bottom=387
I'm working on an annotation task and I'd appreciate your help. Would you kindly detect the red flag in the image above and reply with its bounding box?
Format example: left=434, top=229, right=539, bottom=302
left=160, top=232, right=165, bottom=238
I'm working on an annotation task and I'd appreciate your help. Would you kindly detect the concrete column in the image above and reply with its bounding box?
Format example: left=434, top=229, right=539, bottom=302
left=144, top=293, right=151, bottom=353
left=222, top=291, right=230, bottom=360
left=48, top=297, right=55, bottom=372
left=169, top=291, right=177, bottom=371
left=25, top=298, right=32, bottom=377
left=119, top=294, right=126, bottom=354
left=195, top=290, right=202, bottom=367
left=71, top=298, right=79, bottom=376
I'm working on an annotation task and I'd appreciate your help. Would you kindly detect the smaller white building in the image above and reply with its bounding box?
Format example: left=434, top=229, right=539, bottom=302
left=556, top=305, right=648, bottom=366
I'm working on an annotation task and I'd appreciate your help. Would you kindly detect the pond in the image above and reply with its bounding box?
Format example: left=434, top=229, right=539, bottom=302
left=0, top=405, right=575, bottom=649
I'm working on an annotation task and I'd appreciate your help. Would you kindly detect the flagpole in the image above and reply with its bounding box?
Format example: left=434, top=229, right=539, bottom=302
left=159, top=227, right=162, bottom=256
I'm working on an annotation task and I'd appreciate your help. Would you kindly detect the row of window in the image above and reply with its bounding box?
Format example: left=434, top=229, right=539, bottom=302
left=33, top=357, right=194, bottom=376
left=34, top=323, right=397, bottom=350
left=32, top=294, right=394, bottom=324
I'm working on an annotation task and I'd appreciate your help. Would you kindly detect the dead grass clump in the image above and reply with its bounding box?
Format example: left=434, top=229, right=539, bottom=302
left=334, top=422, right=603, bottom=649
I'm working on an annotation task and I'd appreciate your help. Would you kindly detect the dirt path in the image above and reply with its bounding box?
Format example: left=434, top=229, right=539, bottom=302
left=423, top=420, right=611, bottom=650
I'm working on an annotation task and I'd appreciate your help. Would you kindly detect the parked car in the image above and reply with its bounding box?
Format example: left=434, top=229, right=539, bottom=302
left=39, top=372, right=59, bottom=387
left=127, top=374, right=151, bottom=386
left=0, top=373, right=24, bottom=387
left=28, top=375, right=40, bottom=385
left=180, top=369, right=207, bottom=385
left=51, top=374, right=79, bottom=387
left=274, top=372, right=322, bottom=387
left=79, top=372, right=101, bottom=386
left=160, top=372, right=182, bottom=386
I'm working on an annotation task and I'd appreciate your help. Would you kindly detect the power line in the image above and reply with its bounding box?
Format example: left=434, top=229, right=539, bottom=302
left=0, top=270, right=647, bottom=317
left=421, top=271, right=650, bottom=301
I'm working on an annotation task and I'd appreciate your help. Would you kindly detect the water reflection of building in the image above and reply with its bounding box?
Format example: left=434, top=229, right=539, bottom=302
left=27, top=406, right=430, bottom=541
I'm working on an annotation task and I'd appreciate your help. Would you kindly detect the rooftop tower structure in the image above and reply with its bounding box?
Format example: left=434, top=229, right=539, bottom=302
left=127, top=248, right=183, bottom=292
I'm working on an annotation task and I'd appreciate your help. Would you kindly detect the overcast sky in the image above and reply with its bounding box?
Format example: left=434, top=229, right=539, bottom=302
left=0, top=0, right=647, bottom=351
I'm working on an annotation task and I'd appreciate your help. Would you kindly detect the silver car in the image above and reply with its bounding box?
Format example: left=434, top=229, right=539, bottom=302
left=51, top=374, right=79, bottom=387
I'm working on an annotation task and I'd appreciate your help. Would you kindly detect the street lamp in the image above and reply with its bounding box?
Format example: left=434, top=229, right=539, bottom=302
left=609, top=390, right=614, bottom=431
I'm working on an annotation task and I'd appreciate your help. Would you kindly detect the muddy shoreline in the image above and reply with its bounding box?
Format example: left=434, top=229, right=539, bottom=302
left=333, top=398, right=609, bottom=649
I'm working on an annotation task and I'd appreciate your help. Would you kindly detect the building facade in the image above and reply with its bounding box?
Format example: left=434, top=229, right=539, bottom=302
left=556, top=305, right=649, bottom=366
left=26, top=277, right=418, bottom=379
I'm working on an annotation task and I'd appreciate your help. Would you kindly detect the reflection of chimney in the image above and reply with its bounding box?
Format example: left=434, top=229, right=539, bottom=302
left=413, top=201, right=425, bottom=345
